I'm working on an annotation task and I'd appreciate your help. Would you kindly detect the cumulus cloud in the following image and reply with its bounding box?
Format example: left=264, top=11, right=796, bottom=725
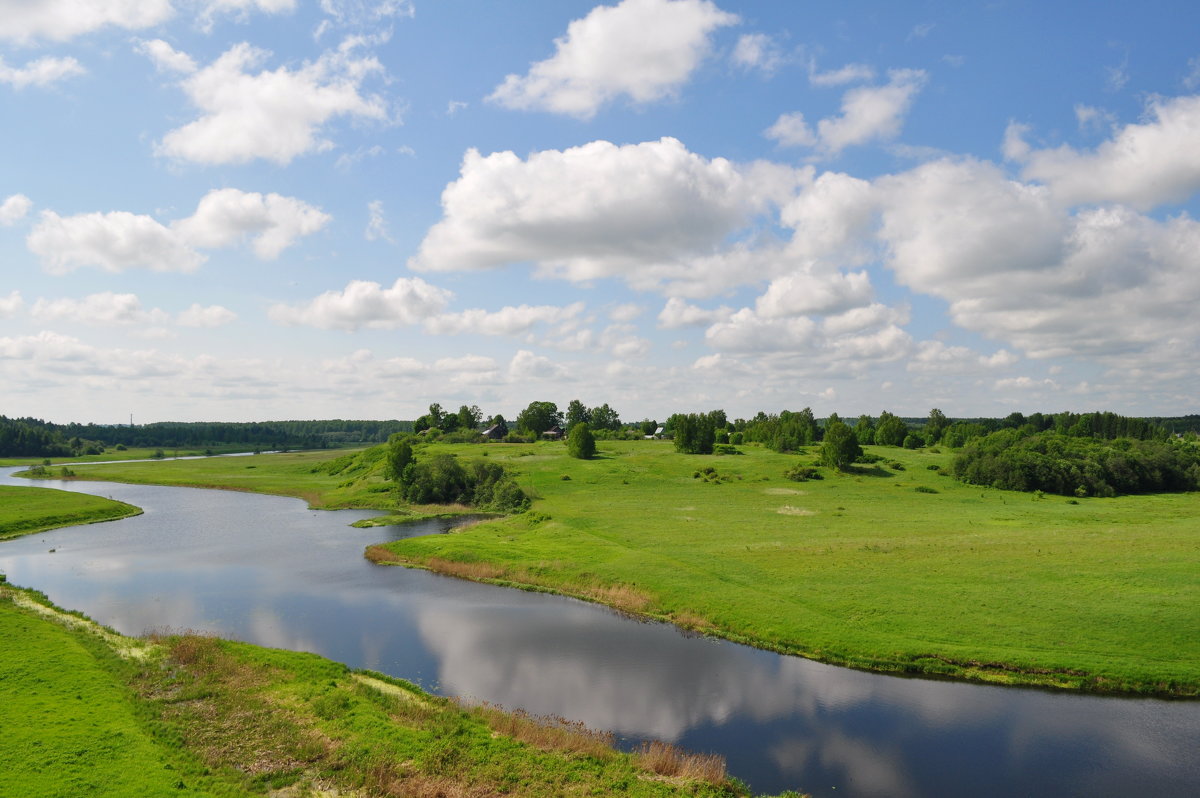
left=732, top=32, right=785, bottom=75
left=0, top=0, right=172, bottom=44
left=1014, top=94, right=1200, bottom=210
left=908, top=341, right=1019, bottom=374
left=177, top=303, right=237, bottom=327
left=0, top=291, right=22, bottom=317
left=507, top=349, right=568, bottom=381
left=268, top=277, right=452, bottom=330
left=767, top=69, right=926, bottom=156
left=27, top=189, right=327, bottom=273
left=157, top=40, right=388, bottom=165
left=31, top=292, right=169, bottom=326
left=754, top=268, right=872, bottom=317
left=0, top=194, right=32, bottom=225
left=135, top=39, right=198, bottom=74
left=28, top=210, right=206, bottom=274
left=488, top=0, right=738, bottom=119
left=0, top=56, right=85, bottom=89
left=172, top=188, right=330, bottom=259
left=409, top=137, right=802, bottom=295
left=425, top=302, right=585, bottom=336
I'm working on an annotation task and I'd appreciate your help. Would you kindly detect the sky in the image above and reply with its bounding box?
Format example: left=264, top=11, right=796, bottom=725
left=3, top=0, right=1200, bottom=425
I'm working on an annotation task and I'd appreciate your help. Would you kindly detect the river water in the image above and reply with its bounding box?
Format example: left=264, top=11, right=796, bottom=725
left=1, top=467, right=1197, bottom=797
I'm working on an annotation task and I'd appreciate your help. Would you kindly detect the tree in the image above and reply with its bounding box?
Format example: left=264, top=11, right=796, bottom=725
left=639, top=419, right=658, bottom=436
left=925, top=408, right=948, bottom=445
left=820, top=420, right=862, bottom=470
left=565, top=399, right=590, bottom=432
left=855, top=414, right=875, bottom=445
left=590, top=403, right=621, bottom=431
left=385, top=434, right=414, bottom=485
left=516, top=401, right=562, bottom=436
left=875, top=411, right=908, bottom=446
left=457, top=404, right=482, bottom=431
left=566, top=422, right=596, bottom=459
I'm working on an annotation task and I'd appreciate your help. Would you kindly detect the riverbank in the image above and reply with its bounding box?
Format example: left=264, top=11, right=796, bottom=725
left=0, top=484, right=142, bottom=541
left=43, top=442, right=1200, bottom=697
left=2, top=582, right=773, bottom=798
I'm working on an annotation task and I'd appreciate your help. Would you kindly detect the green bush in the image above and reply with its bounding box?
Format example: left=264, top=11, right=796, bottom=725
left=784, top=464, right=823, bottom=482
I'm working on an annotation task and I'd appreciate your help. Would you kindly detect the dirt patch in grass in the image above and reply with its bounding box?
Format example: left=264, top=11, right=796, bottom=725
left=776, top=505, right=816, bottom=516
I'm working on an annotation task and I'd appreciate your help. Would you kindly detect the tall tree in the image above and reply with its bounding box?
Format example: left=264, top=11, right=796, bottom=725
left=565, top=399, right=590, bottom=432
left=591, top=403, right=621, bottom=431
left=820, top=419, right=862, bottom=470
left=516, top=401, right=562, bottom=436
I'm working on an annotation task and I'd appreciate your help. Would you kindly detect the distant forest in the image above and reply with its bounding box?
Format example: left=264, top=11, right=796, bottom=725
left=0, top=417, right=414, bottom=458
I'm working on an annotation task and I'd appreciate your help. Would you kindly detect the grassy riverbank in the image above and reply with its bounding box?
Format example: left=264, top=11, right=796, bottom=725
left=53, top=441, right=1200, bottom=695
left=0, top=584, right=769, bottom=798
left=0, top=485, right=142, bottom=540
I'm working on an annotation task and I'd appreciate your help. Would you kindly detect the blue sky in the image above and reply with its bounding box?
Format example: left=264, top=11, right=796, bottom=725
left=3, top=0, right=1199, bottom=424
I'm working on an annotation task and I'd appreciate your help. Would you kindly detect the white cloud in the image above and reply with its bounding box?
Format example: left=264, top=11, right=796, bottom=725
left=424, top=302, right=585, bottom=336
left=31, top=292, right=170, bottom=327
left=135, top=39, right=197, bottom=74
left=0, top=291, right=23, bottom=317
left=196, top=0, right=297, bottom=33
left=157, top=40, right=388, bottom=165
left=172, top=188, right=330, bottom=258
left=446, top=100, right=467, bottom=115
left=409, top=137, right=802, bottom=295
left=779, top=170, right=877, bottom=263
left=764, top=112, right=816, bottom=148
left=821, top=303, right=908, bottom=337
left=813, top=68, right=927, bottom=155
left=608, top=303, right=643, bottom=322
left=364, top=199, right=391, bottom=242
left=877, top=157, right=1064, bottom=297
left=28, top=210, right=205, bottom=274
left=1017, top=94, right=1200, bottom=210
left=507, top=349, right=568, bottom=381
left=488, top=0, right=738, bottom=119
left=766, top=69, right=926, bottom=156
left=27, top=189, right=327, bottom=274
left=1074, top=103, right=1115, bottom=134
left=657, top=297, right=730, bottom=328
left=704, top=308, right=817, bottom=352
left=755, top=268, right=872, bottom=317
left=732, top=33, right=785, bottom=75
left=1, top=194, right=32, bottom=225
left=908, top=341, right=1018, bottom=374
left=807, top=60, right=875, bottom=87
left=268, top=277, right=452, bottom=330
left=177, top=303, right=237, bottom=327
left=0, top=0, right=173, bottom=44
left=0, top=56, right=85, bottom=89
left=1185, top=55, right=1200, bottom=90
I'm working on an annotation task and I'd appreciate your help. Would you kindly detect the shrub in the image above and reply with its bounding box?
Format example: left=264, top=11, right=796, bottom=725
left=566, top=422, right=596, bottom=459
left=784, top=464, right=823, bottom=482
left=914, top=485, right=938, bottom=494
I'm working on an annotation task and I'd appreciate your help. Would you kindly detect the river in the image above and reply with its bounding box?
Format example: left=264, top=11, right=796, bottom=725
left=1, top=467, right=1197, bottom=797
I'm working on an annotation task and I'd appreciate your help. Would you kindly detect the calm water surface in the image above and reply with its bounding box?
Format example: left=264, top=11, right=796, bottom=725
left=2, top=467, right=1197, bottom=797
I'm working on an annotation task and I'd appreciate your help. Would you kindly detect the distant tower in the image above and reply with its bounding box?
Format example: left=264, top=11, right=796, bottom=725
left=130, top=413, right=134, bottom=427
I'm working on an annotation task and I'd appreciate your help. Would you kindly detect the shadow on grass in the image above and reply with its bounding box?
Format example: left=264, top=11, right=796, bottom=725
left=847, top=465, right=894, bottom=478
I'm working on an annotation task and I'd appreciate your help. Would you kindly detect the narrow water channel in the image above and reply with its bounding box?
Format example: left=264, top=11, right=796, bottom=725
left=2, top=467, right=1197, bottom=797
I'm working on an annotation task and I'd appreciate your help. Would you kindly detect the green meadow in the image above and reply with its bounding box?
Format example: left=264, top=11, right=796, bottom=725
left=52, top=440, right=1200, bottom=694
left=0, top=485, right=142, bottom=541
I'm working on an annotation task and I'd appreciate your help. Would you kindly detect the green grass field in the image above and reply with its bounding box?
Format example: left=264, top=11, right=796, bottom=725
left=0, top=485, right=142, bottom=541
left=54, top=440, right=1200, bottom=695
